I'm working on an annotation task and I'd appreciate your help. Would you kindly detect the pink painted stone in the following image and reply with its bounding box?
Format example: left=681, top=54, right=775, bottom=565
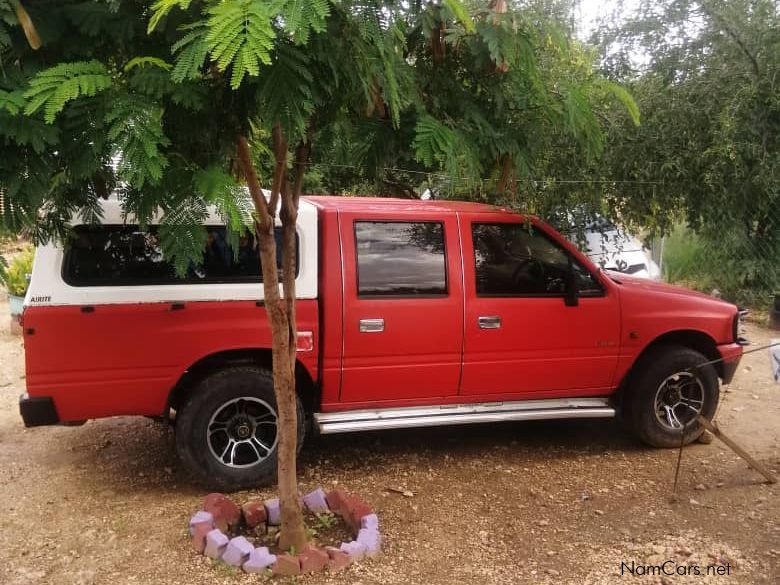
left=243, top=547, right=277, bottom=573
left=272, top=554, right=301, bottom=575
left=325, top=489, right=349, bottom=517
left=203, top=493, right=241, bottom=533
left=241, top=500, right=267, bottom=529
left=191, top=522, right=212, bottom=554
left=357, top=527, right=381, bottom=557
left=221, top=536, right=254, bottom=567
left=324, top=546, right=352, bottom=572
left=299, top=544, right=329, bottom=573
left=204, top=528, right=229, bottom=559
left=188, top=510, right=214, bottom=536
left=345, top=497, right=373, bottom=533
left=340, top=540, right=367, bottom=561
left=302, top=488, right=330, bottom=514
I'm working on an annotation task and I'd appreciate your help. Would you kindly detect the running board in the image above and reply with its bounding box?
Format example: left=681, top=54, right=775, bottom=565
left=315, top=397, right=615, bottom=435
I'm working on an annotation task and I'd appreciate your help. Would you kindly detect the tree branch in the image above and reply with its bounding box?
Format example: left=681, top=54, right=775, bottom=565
left=236, top=136, right=271, bottom=231
left=270, top=122, right=288, bottom=216
left=701, top=3, right=760, bottom=78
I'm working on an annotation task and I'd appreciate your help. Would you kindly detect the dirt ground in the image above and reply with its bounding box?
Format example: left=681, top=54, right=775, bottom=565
left=0, top=301, right=777, bottom=585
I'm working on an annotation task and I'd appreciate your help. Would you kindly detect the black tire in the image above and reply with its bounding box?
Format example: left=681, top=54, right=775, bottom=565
left=175, top=365, right=305, bottom=491
left=621, top=345, right=719, bottom=448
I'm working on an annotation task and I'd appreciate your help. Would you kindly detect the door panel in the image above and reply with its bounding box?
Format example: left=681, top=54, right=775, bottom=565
left=461, top=216, right=621, bottom=397
left=339, top=213, right=464, bottom=403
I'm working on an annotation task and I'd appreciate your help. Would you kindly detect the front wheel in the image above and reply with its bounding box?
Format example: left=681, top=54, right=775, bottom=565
left=621, top=346, right=719, bottom=448
left=175, top=365, right=304, bottom=491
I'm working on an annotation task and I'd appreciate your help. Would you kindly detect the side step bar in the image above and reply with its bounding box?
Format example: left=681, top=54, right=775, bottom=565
left=315, top=397, right=615, bottom=435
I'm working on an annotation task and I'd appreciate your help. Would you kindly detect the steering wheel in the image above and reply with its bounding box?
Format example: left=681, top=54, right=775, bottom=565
left=511, top=257, right=546, bottom=291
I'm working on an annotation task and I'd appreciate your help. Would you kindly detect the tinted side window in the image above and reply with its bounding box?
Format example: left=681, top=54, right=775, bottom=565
left=472, top=223, right=602, bottom=296
left=63, top=225, right=296, bottom=286
left=355, top=221, right=447, bottom=296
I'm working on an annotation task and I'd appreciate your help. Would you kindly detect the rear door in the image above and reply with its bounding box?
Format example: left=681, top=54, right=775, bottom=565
left=339, top=211, right=464, bottom=404
left=460, top=214, right=621, bottom=398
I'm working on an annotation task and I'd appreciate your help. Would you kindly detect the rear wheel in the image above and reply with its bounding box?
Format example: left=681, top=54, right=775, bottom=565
left=175, top=365, right=304, bottom=491
left=621, top=346, right=719, bottom=448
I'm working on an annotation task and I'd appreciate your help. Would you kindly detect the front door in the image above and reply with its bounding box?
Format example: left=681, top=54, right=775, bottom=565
left=339, top=212, right=464, bottom=404
left=460, top=216, right=621, bottom=398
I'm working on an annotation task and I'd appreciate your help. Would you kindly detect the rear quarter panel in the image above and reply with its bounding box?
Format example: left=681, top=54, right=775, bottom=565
left=23, top=300, right=319, bottom=421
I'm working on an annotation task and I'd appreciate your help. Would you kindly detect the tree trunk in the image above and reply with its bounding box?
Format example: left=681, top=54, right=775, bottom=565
left=496, top=154, right=513, bottom=196
left=236, top=133, right=308, bottom=553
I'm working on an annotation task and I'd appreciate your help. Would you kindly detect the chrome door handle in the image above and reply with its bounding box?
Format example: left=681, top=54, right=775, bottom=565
left=359, top=318, right=385, bottom=333
left=478, top=316, right=502, bottom=329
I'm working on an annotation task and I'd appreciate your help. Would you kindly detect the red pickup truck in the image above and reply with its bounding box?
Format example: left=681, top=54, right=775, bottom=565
left=19, top=196, right=743, bottom=489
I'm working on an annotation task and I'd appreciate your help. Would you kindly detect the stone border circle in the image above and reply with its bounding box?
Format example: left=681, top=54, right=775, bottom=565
left=188, top=488, right=381, bottom=575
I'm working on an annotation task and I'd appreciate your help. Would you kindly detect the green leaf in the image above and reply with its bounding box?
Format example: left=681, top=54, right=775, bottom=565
left=205, top=0, right=275, bottom=89
left=0, top=89, right=25, bottom=115
left=158, top=197, right=208, bottom=278
left=194, top=166, right=253, bottom=232
left=280, top=0, right=331, bottom=44
left=23, top=60, right=113, bottom=124
left=0, top=112, right=59, bottom=153
left=599, top=80, right=641, bottom=126
left=124, top=56, right=173, bottom=73
left=105, top=94, right=171, bottom=188
left=442, top=0, right=475, bottom=34
left=171, top=22, right=209, bottom=82
left=413, top=115, right=456, bottom=167
left=148, top=0, right=192, bottom=33
left=258, top=42, right=314, bottom=141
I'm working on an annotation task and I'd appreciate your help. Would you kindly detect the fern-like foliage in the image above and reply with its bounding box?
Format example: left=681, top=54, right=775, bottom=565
left=0, top=0, right=11, bottom=47
left=105, top=94, right=171, bottom=188
left=413, top=115, right=456, bottom=167
left=124, top=56, right=173, bottom=73
left=128, top=66, right=174, bottom=98
left=194, top=166, right=253, bottom=231
left=562, top=83, right=603, bottom=157
left=258, top=42, right=314, bottom=141
left=281, top=0, right=331, bottom=44
left=148, top=0, right=193, bottom=33
left=0, top=112, right=59, bottom=153
left=598, top=79, right=641, bottom=126
left=0, top=89, right=25, bottom=115
left=24, top=61, right=113, bottom=123
left=206, top=0, right=275, bottom=89
left=171, top=22, right=209, bottom=82
left=64, top=2, right=122, bottom=37
left=158, top=196, right=208, bottom=278
left=442, top=0, right=475, bottom=34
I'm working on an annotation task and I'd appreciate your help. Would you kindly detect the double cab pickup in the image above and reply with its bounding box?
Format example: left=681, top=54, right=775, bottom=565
left=19, top=196, right=743, bottom=489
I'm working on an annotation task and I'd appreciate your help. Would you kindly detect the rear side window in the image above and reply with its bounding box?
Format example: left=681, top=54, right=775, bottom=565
left=63, top=225, right=296, bottom=286
left=355, top=221, right=447, bottom=296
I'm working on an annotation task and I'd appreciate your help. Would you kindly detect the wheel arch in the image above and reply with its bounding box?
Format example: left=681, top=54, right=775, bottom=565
left=166, top=348, right=318, bottom=420
left=616, top=329, right=723, bottom=405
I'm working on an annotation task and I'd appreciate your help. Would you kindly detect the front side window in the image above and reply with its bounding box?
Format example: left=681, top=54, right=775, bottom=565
left=355, top=221, right=447, bottom=296
left=63, top=225, right=296, bottom=286
left=472, top=223, right=602, bottom=297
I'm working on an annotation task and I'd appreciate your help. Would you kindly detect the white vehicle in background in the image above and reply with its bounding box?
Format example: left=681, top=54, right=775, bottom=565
left=579, top=218, right=661, bottom=280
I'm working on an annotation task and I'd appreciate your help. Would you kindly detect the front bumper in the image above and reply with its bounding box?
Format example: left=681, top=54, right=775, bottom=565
left=717, top=343, right=744, bottom=385
left=19, top=393, right=60, bottom=427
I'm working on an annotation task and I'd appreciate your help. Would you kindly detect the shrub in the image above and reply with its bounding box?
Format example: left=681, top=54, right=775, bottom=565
left=0, top=245, right=35, bottom=297
left=663, top=224, right=778, bottom=308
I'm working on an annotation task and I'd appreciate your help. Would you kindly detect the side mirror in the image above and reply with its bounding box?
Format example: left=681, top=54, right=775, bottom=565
left=564, top=260, right=579, bottom=307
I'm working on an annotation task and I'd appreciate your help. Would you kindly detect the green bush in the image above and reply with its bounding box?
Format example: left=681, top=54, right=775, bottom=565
left=0, top=246, right=35, bottom=297
left=663, top=225, right=778, bottom=308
